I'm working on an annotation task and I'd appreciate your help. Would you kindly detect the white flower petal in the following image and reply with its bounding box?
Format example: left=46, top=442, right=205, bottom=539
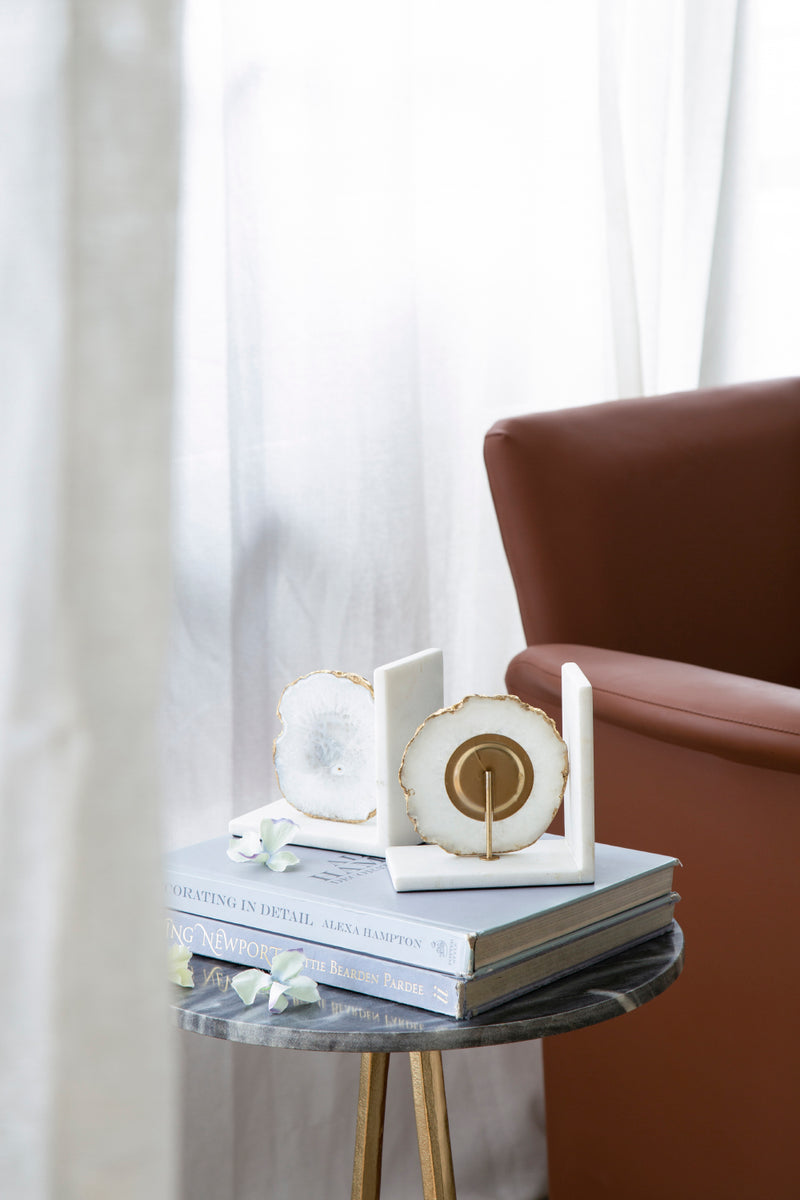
left=270, top=950, right=305, bottom=983
left=168, top=943, right=194, bottom=987
left=286, top=975, right=320, bottom=1005
left=266, top=849, right=300, bottom=872
left=232, top=968, right=271, bottom=1006
left=227, top=831, right=264, bottom=862
left=169, top=943, right=191, bottom=969
left=267, top=983, right=290, bottom=1013
left=260, top=817, right=298, bottom=854
left=241, top=830, right=265, bottom=855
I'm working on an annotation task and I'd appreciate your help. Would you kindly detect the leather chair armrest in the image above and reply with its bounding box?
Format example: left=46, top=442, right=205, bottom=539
left=507, top=644, right=800, bottom=774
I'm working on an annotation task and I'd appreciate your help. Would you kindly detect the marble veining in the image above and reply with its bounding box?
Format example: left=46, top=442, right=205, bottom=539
left=171, top=921, right=683, bottom=1053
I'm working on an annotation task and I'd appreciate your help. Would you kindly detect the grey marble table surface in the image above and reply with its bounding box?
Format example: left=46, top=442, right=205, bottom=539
left=172, top=921, right=683, bottom=1054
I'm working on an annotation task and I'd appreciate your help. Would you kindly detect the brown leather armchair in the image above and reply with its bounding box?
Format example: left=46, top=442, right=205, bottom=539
left=484, top=378, right=800, bottom=1200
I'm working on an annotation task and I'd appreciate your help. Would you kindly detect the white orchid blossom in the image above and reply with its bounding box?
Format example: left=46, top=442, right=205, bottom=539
left=232, top=950, right=320, bottom=1012
left=227, top=817, right=300, bottom=872
left=168, top=942, right=194, bottom=988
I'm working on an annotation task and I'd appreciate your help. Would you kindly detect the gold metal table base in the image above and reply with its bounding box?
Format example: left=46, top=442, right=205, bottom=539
left=351, top=1050, right=456, bottom=1200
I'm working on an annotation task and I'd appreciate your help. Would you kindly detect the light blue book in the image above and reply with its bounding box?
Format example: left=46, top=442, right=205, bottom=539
left=167, top=895, right=679, bottom=1019
left=164, top=837, right=678, bottom=976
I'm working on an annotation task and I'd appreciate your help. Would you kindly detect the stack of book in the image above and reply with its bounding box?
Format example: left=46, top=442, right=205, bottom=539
left=164, top=838, right=679, bottom=1019
left=165, top=835, right=681, bottom=1022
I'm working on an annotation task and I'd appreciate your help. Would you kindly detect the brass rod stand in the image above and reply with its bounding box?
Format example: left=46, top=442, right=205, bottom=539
left=484, top=767, right=495, bottom=860
left=350, top=1049, right=456, bottom=1200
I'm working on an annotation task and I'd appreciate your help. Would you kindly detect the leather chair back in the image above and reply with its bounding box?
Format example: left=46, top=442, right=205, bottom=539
left=485, top=377, right=800, bottom=687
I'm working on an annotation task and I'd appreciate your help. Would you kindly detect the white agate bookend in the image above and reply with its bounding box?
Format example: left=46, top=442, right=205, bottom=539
left=401, top=695, right=568, bottom=856
left=228, top=649, right=444, bottom=858
left=384, top=663, right=595, bottom=891
left=273, top=671, right=377, bottom=824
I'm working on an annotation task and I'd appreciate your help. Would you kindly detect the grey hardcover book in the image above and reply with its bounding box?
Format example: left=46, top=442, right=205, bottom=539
left=164, top=837, right=679, bottom=976
left=167, top=894, right=679, bottom=1019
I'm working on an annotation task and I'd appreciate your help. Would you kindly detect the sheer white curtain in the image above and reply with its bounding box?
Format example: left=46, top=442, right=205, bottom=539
left=0, top=2, right=181, bottom=1198
left=167, top=4, right=748, bottom=1200
left=3, top=0, right=797, bottom=1197
left=600, top=0, right=800, bottom=395
left=599, top=0, right=740, bottom=395
left=702, top=0, right=800, bottom=384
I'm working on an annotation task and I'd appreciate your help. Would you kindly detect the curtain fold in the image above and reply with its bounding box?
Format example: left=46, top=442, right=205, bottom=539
left=599, top=0, right=741, bottom=396
left=0, top=3, right=182, bottom=1197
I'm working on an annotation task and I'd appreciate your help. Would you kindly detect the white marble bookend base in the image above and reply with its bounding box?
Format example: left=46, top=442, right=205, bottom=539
left=385, top=836, right=595, bottom=892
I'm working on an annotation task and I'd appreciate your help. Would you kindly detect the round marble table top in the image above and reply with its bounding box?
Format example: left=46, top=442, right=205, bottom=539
left=172, top=921, right=683, bottom=1054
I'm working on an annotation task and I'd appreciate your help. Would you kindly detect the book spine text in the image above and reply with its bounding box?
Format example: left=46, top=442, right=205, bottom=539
left=166, top=912, right=464, bottom=1016
left=164, top=869, right=471, bottom=973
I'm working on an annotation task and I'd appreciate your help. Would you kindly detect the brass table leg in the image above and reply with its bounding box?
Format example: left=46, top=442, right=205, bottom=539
left=409, top=1050, right=457, bottom=1200
left=351, top=1051, right=390, bottom=1200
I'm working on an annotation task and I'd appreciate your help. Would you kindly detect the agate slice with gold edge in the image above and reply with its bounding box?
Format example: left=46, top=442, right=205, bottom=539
left=274, top=671, right=376, bottom=823
left=399, top=694, right=568, bottom=856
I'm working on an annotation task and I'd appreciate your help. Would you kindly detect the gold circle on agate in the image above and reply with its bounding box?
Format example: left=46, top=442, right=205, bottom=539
left=444, top=734, right=533, bottom=822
